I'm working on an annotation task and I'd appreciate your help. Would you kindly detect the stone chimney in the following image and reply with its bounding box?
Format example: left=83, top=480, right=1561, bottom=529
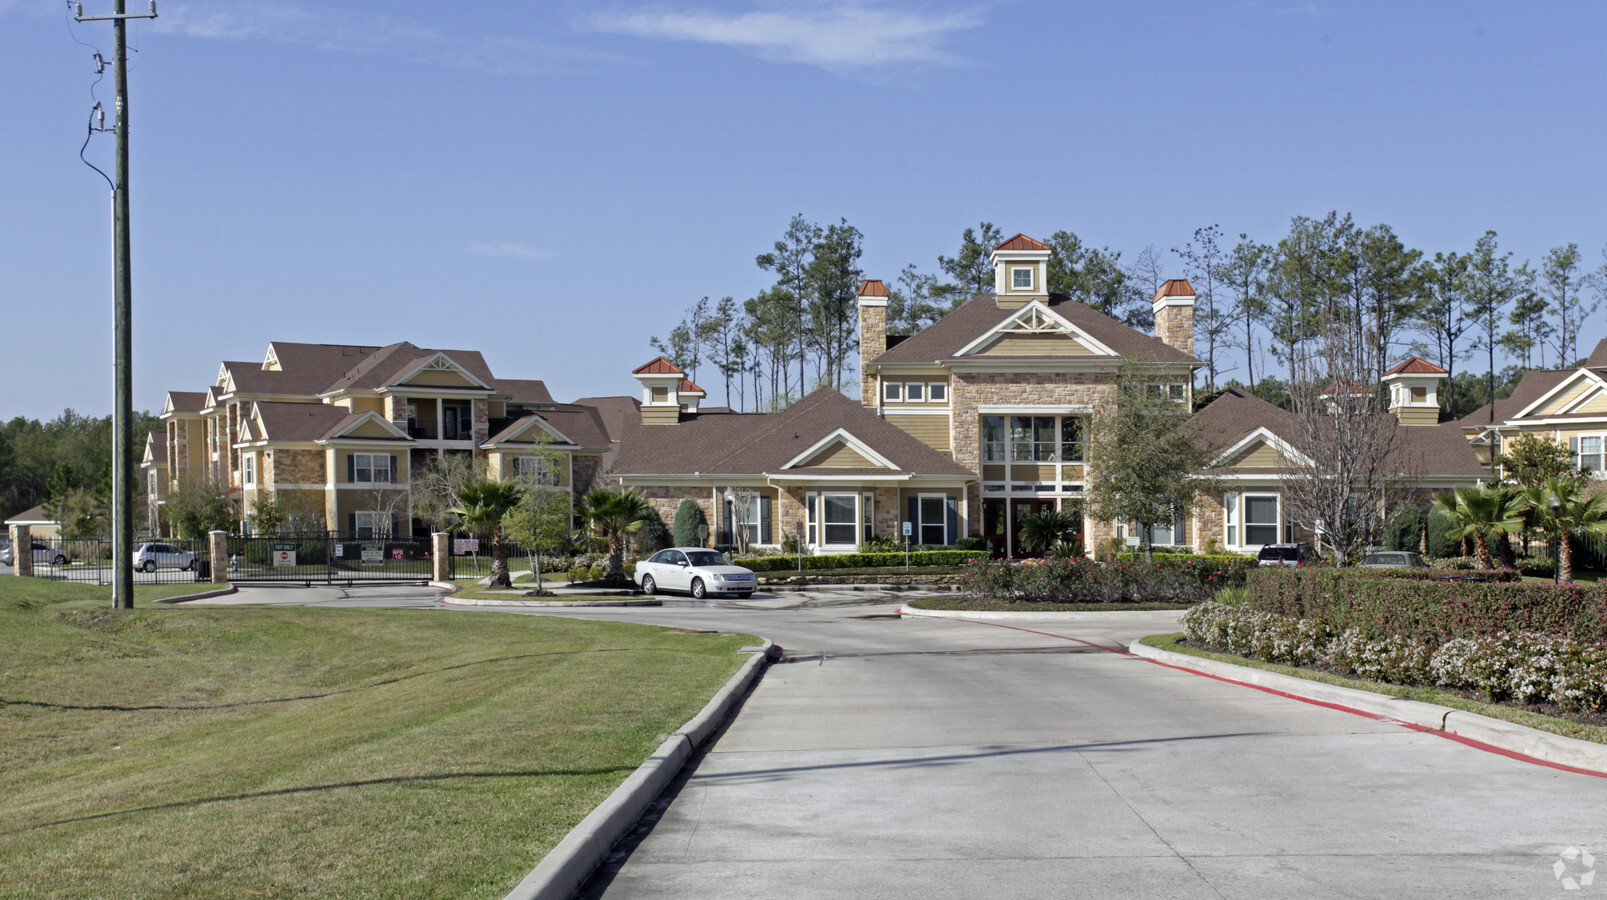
left=1153, top=279, right=1196, bottom=356
left=1382, top=357, right=1448, bottom=426
left=632, top=356, right=687, bottom=425
left=989, top=234, right=1051, bottom=310
left=858, top=279, right=888, bottom=407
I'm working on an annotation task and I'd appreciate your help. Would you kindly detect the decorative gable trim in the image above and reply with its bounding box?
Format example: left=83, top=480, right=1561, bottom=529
left=386, top=352, right=493, bottom=391
left=782, top=427, right=898, bottom=471
left=1211, top=427, right=1312, bottom=468
left=217, top=363, right=232, bottom=388
left=1512, top=368, right=1607, bottom=420
left=317, top=410, right=410, bottom=443
left=483, top=414, right=574, bottom=448
left=952, top=301, right=1117, bottom=358
left=263, top=344, right=281, bottom=371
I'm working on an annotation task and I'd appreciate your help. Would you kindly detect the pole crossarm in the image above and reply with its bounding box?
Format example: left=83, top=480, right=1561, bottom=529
left=73, top=2, right=156, bottom=21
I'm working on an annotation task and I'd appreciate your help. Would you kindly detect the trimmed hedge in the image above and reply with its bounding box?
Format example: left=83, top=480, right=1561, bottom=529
left=733, top=550, right=973, bottom=573
left=961, top=554, right=1256, bottom=604
left=1244, top=566, right=1607, bottom=645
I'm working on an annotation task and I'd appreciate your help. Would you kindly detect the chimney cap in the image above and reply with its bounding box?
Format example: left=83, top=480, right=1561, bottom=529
left=1153, top=279, right=1196, bottom=304
left=857, top=279, right=889, bottom=298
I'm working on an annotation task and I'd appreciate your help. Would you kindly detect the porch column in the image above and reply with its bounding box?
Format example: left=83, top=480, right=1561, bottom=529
left=209, top=530, right=229, bottom=584
left=431, top=532, right=451, bottom=583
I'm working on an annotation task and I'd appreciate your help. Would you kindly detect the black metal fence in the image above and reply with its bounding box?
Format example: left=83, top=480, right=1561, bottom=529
left=226, top=532, right=442, bottom=584
left=13, top=536, right=213, bottom=586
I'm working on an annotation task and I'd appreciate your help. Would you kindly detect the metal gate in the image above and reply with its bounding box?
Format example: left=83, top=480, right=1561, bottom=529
left=227, top=532, right=442, bottom=585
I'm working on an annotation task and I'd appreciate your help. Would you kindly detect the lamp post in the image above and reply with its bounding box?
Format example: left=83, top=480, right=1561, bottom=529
left=722, top=487, right=736, bottom=551
left=1551, top=493, right=1561, bottom=585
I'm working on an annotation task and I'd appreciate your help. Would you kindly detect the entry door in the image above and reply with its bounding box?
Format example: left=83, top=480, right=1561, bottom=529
left=983, top=499, right=1008, bottom=557
left=1011, top=499, right=1058, bottom=557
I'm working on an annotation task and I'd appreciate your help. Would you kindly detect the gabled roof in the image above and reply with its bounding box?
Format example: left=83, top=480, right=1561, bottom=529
left=870, top=293, right=1198, bottom=367
left=1384, top=356, right=1448, bottom=377
left=142, top=431, right=168, bottom=466
left=612, top=389, right=974, bottom=478
left=249, top=402, right=362, bottom=443
left=493, top=378, right=554, bottom=405
left=322, top=342, right=497, bottom=393
left=573, top=396, right=642, bottom=443
left=4, top=504, right=56, bottom=526
left=994, top=233, right=1049, bottom=252
left=633, top=356, right=685, bottom=376
left=1586, top=338, right=1607, bottom=369
left=164, top=391, right=207, bottom=415
left=1194, top=388, right=1484, bottom=477
left=484, top=404, right=611, bottom=450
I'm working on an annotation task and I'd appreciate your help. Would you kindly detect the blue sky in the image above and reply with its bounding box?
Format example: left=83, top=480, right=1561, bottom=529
left=3, top=1, right=1605, bottom=419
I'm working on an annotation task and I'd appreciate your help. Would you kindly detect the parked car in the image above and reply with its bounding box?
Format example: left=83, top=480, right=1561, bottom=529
left=0, top=539, right=69, bottom=566
left=132, top=542, right=197, bottom=573
left=1256, top=543, right=1319, bottom=567
left=635, top=547, right=757, bottom=599
left=1358, top=550, right=1429, bottom=569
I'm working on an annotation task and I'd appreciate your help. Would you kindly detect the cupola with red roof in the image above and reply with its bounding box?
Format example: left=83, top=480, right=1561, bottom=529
left=1382, top=356, right=1447, bottom=426
left=632, top=356, right=688, bottom=425
left=989, top=233, right=1051, bottom=310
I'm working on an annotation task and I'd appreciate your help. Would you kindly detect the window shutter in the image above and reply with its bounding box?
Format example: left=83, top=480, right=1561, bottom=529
left=945, top=496, right=958, bottom=545
left=347, top=513, right=356, bottom=537
left=760, top=496, right=773, bottom=544
left=721, top=499, right=732, bottom=546
left=347, top=455, right=355, bottom=482
left=1571, top=437, right=1580, bottom=465
left=390, top=455, right=398, bottom=483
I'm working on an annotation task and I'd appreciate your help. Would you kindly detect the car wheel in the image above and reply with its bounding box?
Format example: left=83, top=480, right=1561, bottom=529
left=55, top=554, right=68, bottom=566
left=182, top=560, right=194, bottom=571
left=640, top=575, right=657, bottom=596
left=142, top=560, right=156, bottom=573
left=690, top=578, right=706, bottom=600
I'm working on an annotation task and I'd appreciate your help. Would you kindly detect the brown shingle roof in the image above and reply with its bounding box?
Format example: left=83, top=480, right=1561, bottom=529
left=573, top=396, right=642, bottom=443
left=486, top=404, right=611, bottom=450
left=1154, top=279, right=1195, bottom=300
left=165, top=391, right=207, bottom=415
left=858, top=279, right=889, bottom=297
left=632, top=356, right=685, bottom=376
left=4, top=504, right=54, bottom=525
left=493, top=378, right=554, bottom=405
left=1586, top=339, right=1607, bottom=368
left=612, top=389, right=975, bottom=478
left=322, top=342, right=497, bottom=392
left=250, top=402, right=360, bottom=443
left=869, top=293, right=1199, bottom=367
left=1457, top=368, right=1573, bottom=428
left=1194, top=388, right=1484, bottom=477
left=1384, top=356, right=1448, bottom=376
left=994, top=233, right=1049, bottom=252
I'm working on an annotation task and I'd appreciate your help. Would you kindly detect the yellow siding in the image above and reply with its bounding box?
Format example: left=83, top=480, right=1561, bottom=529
left=404, top=368, right=479, bottom=387
left=345, top=419, right=398, bottom=439
left=348, top=396, right=384, bottom=416
left=976, top=333, right=1095, bottom=358
left=802, top=442, right=875, bottom=468
left=1395, top=406, right=1440, bottom=426
left=1226, top=440, right=1294, bottom=468
left=641, top=406, right=679, bottom=425
left=982, top=464, right=1007, bottom=481
left=1535, top=378, right=1594, bottom=416
left=1013, top=464, right=1057, bottom=482
left=1062, top=464, right=1085, bottom=481
left=1574, top=390, right=1607, bottom=414
left=886, top=413, right=950, bottom=451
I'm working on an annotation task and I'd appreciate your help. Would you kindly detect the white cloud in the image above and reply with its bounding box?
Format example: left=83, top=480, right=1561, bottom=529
left=146, top=2, right=632, bottom=76
left=468, top=241, right=553, bottom=262
left=582, top=2, right=984, bottom=75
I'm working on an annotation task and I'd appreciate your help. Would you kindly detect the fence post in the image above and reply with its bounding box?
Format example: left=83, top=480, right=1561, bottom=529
left=209, top=530, right=229, bottom=584
left=9, top=524, right=31, bottom=577
left=432, top=532, right=451, bottom=583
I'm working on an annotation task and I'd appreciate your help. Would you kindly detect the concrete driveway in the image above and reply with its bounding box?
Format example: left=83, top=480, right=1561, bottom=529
left=188, top=588, right=1607, bottom=898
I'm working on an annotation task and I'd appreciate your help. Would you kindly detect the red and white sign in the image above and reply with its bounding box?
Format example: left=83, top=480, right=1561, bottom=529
left=392, top=549, right=404, bottom=561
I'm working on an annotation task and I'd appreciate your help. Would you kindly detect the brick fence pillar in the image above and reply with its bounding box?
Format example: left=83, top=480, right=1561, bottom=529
left=209, top=530, right=229, bottom=584
left=9, top=524, right=31, bottom=577
left=432, top=532, right=451, bottom=583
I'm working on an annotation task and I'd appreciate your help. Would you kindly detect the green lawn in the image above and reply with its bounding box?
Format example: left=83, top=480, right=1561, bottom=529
left=0, top=578, right=758, bottom=898
left=1140, top=632, right=1607, bottom=745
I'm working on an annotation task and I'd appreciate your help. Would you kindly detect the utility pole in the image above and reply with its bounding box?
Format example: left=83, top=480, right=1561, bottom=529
left=75, top=1, right=157, bottom=609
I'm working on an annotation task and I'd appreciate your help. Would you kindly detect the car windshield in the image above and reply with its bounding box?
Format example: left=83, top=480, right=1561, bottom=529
left=1258, top=546, right=1299, bottom=561
left=685, top=551, right=730, bottom=567
left=1361, top=554, right=1393, bottom=565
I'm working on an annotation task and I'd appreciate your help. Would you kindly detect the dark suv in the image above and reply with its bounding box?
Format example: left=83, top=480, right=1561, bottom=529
left=1256, top=543, right=1319, bottom=566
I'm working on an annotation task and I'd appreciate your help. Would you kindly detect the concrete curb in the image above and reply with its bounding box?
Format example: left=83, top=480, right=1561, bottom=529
left=1128, top=639, right=1607, bottom=776
left=899, top=606, right=1185, bottom=621
left=429, top=581, right=459, bottom=593
left=445, top=597, right=662, bottom=608
left=503, top=638, right=773, bottom=900
left=154, top=585, right=239, bottom=604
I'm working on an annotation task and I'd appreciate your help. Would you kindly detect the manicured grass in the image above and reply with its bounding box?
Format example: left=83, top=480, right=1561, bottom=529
left=907, top=596, right=1194, bottom=612
left=0, top=578, right=217, bottom=611
left=0, top=577, right=758, bottom=898
left=1139, top=632, right=1607, bottom=745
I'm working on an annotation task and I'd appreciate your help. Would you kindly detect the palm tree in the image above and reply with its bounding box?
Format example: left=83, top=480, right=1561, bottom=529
left=578, top=486, right=654, bottom=583
left=1434, top=486, right=1523, bottom=570
left=450, top=477, right=526, bottom=588
left=1519, top=477, right=1607, bottom=583
left=1017, top=510, right=1082, bottom=556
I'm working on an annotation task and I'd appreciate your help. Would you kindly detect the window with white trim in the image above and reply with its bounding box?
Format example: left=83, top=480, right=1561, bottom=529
left=1571, top=436, right=1604, bottom=474
left=928, top=382, right=947, bottom=403
left=354, top=510, right=391, bottom=540
left=512, top=455, right=558, bottom=486
left=242, top=454, right=256, bottom=487
left=1223, top=493, right=1238, bottom=547
left=1243, top=494, right=1280, bottom=546
left=806, top=491, right=818, bottom=545
left=822, top=493, right=857, bottom=545
left=906, top=382, right=925, bottom=402
left=352, top=453, right=393, bottom=483
left=883, top=382, right=903, bottom=402
left=983, top=416, right=1006, bottom=462
left=1011, top=267, right=1033, bottom=290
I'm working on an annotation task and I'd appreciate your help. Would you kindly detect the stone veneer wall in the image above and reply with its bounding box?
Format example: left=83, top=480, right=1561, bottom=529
left=951, top=371, right=1120, bottom=549
left=1154, top=304, right=1195, bottom=357
left=572, top=456, right=605, bottom=494
left=473, top=399, right=490, bottom=442
left=638, top=485, right=716, bottom=548
left=268, top=449, right=327, bottom=485
left=859, top=304, right=887, bottom=407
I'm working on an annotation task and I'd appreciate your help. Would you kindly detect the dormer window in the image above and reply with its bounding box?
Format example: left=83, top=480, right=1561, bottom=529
left=884, top=382, right=903, bottom=402
left=1011, top=267, right=1034, bottom=290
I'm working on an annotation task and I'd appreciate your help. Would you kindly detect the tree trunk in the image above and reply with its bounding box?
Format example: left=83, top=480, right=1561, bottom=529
left=1472, top=531, right=1492, bottom=571
left=1560, top=533, right=1575, bottom=584
left=489, top=530, right=510, bottom=588
left=1497, top=532, right=1516, bottom=569
left=607, top=533, right=625, bottom=582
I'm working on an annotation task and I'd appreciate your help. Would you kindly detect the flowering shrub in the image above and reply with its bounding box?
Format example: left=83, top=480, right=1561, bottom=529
left=1185, top=602, right=1607, bottom=711
left=964, top=555, right=1240, bottom=604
